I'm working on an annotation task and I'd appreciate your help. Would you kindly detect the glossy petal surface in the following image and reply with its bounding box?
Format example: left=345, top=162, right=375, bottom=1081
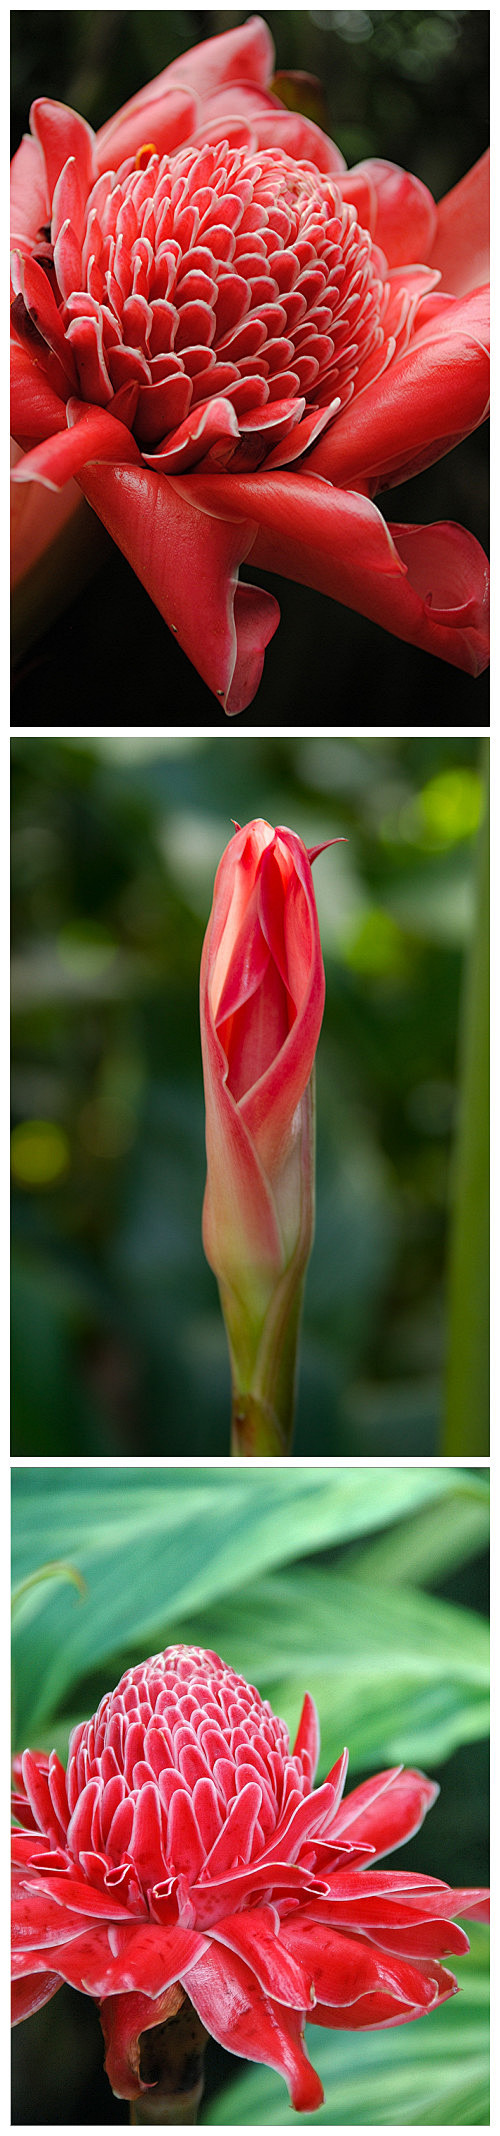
left=12, top=1644, right=489, bottom=2106
left=11, top=15, right=489, bottom=706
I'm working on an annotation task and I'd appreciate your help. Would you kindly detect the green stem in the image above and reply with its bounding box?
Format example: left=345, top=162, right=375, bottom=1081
left=231, top=1390, right=288, bottom=1456
left=129, top=1999, right=208, bottom=2125
left=442, top=752, right=489, bottom=1454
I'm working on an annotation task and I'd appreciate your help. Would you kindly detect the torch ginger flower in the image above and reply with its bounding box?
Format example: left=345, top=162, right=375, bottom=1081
left=12, top=1644, right=489, bottom=2113
left=200, top=818, right=334, bottom=1454
left=10, top=17, right=489, bottom=712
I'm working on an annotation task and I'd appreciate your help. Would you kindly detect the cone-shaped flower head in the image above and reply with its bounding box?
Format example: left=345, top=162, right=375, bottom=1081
left=11, top=19, right=489, bottom=708
left=12, top=1644, right=489, bottom=2109
left=200, top=819, right=332, bottom=1450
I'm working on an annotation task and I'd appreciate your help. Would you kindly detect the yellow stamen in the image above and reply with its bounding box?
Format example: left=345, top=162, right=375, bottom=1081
left=135, top=143, right=157, bottom=169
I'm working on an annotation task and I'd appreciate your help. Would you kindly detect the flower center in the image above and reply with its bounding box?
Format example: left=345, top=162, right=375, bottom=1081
left=55, top=139, right=389, bottom=455
left=66, top=1646, right=311, bottom=1896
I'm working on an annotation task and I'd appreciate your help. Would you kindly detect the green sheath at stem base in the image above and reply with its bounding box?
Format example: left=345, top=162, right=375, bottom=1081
left=129, top=1998, right=208, bottom=2125
left=231, top=1390, right=288, bottom=1456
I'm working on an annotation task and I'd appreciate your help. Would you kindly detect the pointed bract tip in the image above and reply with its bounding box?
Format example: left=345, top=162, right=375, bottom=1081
left=307, top=837, right=348, bottom=863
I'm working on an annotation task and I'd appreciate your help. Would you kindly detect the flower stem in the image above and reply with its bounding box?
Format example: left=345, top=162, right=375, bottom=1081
left=130, top=1999, right=208, bottom=2125
left=231, top=1389, right=288, bottom=1456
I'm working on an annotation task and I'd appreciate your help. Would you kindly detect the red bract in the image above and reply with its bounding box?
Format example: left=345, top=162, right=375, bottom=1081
left=12, top=1645, right=489, bottom=2109
left=200, top=819, right=331, bottom=1452
left=11, top=18, right=489, bottom=710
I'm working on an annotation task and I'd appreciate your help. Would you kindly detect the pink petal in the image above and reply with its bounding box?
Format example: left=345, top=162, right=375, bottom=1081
left=96, top=89, right=199, bottom=172
left=20, top=1750, right=63, bottom=1845
left=96, top=18, right=274, bottom=169
left=340, top=158, right=437, bottom=267
left=143, top=396, right=240, bottom=474
left=186, top=1942, right=324, bottom=2111
left=191, top=1858, right=321, bottom=1930
left=309, top=1868, right=468, bottom=1912
left=237, top=831, right=325, bottom=1179
left=11, top=251, right=77, bottom=383
left=18, top=1869, right=140, bottom=1923
left=429, top=151, right=490, bottom=297
left=281, top=1917, right=446, bottom=2011
left=167, top=1788, right=205, bottom=1881
left=10, top=340, right=67, bottom=449
left=252, top=109, right=346, bottom=174
left=149, top=18, right=275, bottom=100
left=447, top=1887, right=490, bottom=1925
left=211, top=1903, right=315, bottom=2007
left=34, top=1919, right=207, bottom=2001
left=12, top=1877, right=99, bottom=1951
left=262, top=1778, right=340, bottom=1866
left=310, top=1961, right=457, bottom=2030
left=130, top=1783, right=167, bottom=1891
left=76, top=458, right=279, bottom=711
left=12, top=1971, right=62, bottom=2025
left=10, top=134, right=49, bottom=248
left=11, top=401, right=142, bottom=490
left=350, top=1919, right=470, bottom=1960
left=199, top=463, right=489, bottom=676
left=101, top=1981, right=184, bottom=2099
left=307, top=316, right=490, bottom=491
left=30, top=97, right=95, bottom=205
left=332, top=1767, right=439, bottom=1858
left=200, top=1781, right=263, bottom=1878
left=291, top=1691, right=321, bottom=1785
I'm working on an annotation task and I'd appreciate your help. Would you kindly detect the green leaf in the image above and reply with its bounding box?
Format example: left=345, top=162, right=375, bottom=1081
left=204, top=1931, right=489, bottom=2125
left=12, top=1467, right=478, bottom=1737
left=11, top=1560, right=87, bottom=1623
left=341, top=1484, right=489, bottom=1588
left=168, top=1563, right=489, bottom=1774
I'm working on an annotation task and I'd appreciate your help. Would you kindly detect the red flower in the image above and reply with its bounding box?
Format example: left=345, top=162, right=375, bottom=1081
left=12, top=1644, right=489, bottom=2109
left=11, top=18, right=489, bottom=711
left=201, top=818, right=333, bottom=1452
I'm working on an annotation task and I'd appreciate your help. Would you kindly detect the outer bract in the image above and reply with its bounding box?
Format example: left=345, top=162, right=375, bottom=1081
left=200, top=818, right=330, bottom=1453
left=11, top=18, right=489, bottom=710
left=12, top=1645, right=489, bottom=2109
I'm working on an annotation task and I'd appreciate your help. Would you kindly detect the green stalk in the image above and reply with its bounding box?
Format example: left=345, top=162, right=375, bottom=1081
left=225, top=1077, right=315, bottom=1457
left=442, top=752, right=489, bottom=1454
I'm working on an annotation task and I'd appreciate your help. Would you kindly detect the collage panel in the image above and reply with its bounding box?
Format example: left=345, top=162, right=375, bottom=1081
left=11, top=733, right=488, bottom=1463
left=11, top=8, right=490, bottom=2132
left=10, top=7, right=488, bottom=727
left=12, top=1462, right=489, bottom=2126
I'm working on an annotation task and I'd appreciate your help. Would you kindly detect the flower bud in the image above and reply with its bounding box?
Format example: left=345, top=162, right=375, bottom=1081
left=200, top=818, right=332, bottom=1452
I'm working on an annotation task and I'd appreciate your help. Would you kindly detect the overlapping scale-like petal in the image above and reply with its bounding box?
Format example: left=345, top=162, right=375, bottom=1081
left=11, top=13, right=489, bottom=705
left=12, top=1643, right=489, bottom=2108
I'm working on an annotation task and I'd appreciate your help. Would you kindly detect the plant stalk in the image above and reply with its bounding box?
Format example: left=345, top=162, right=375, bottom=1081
left=129, top=1998, right=209, bottom=2126
left=442, top=751, right=489, bottom=1454
left=231, top=1389, right=288, bottom=1456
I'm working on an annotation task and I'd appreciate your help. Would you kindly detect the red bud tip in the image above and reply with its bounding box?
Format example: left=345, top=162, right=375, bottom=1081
left=307, top=837, right=348, bottom=863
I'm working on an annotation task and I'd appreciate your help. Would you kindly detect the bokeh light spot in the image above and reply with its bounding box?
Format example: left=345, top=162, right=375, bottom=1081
left=11, top=1118, right=70, bottom=1187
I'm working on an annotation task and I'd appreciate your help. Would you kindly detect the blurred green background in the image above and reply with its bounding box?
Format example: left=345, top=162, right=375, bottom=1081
left=10, top=9, right=489, bottom=726
left=11, top=1465, right=489, bottom=2123
left=11, top=734, right=489, bottom=1458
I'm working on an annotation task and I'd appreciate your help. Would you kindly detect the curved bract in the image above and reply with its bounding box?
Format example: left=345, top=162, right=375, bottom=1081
left=11, top=17, right=489, bottom=708
left=11, top=1644, right=489, bottom=2108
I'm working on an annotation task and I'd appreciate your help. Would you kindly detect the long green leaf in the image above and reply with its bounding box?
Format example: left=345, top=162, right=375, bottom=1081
left=12, top=1468, right=479, bottom=1735
left=204, top=1932, right=489, bottom=2125
left=13, top=1555, right=489, bottom=1774
left=342, top=1485, right=489, bottom=1588
left=167, top=1564, right=489, bottom=1773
